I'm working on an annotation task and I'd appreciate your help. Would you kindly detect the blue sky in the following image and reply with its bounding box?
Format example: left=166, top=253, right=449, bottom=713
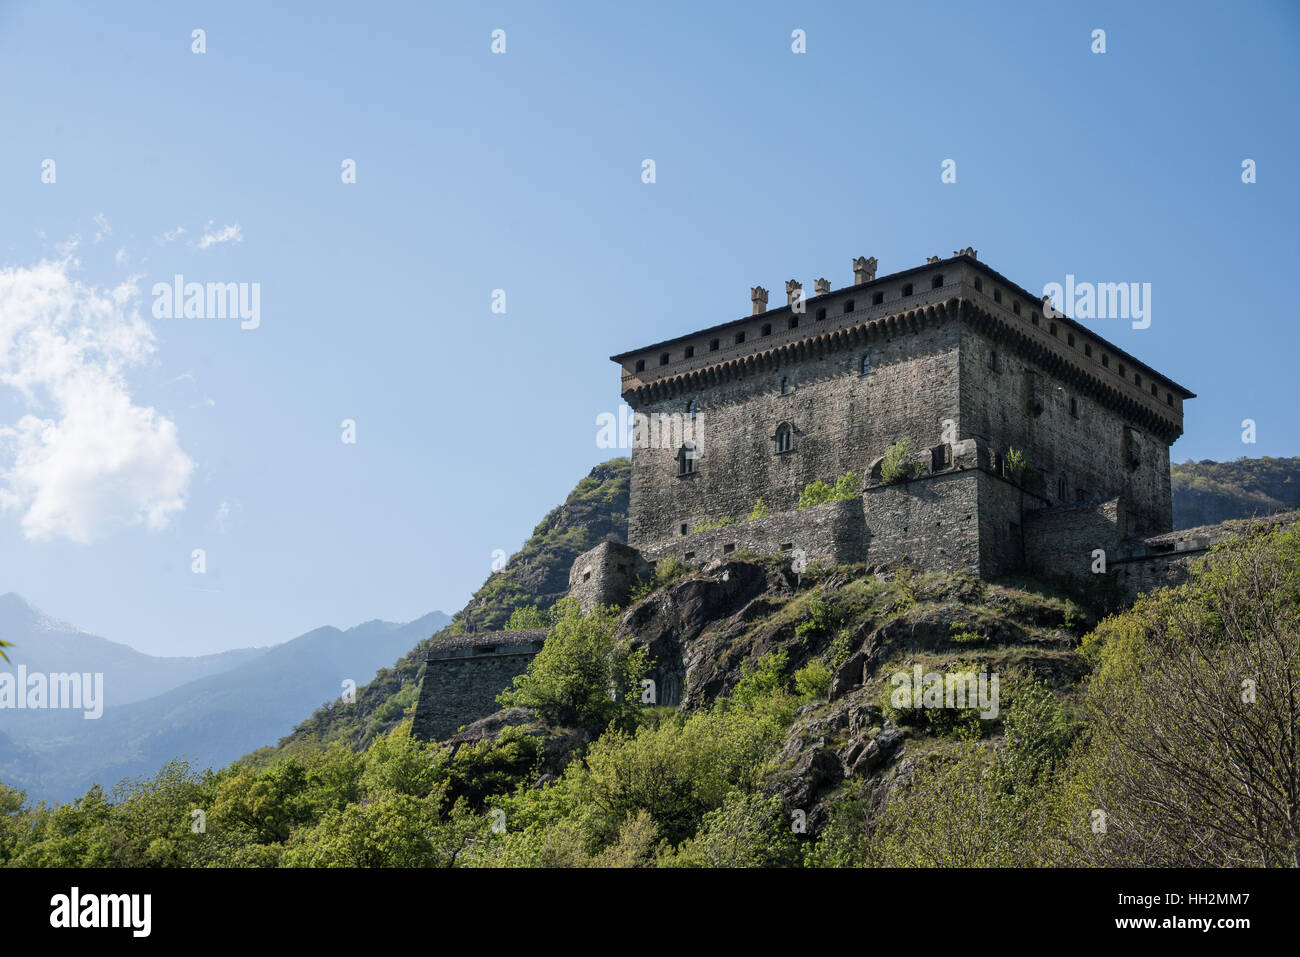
left=0, top=0, right=1296, bottom=656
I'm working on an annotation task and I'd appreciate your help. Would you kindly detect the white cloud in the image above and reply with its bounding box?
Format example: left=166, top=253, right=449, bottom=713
left=92, top=213, right=112, bottom=244
left=0, top=257, right=195, bottom=543
left=157, top=226, right=185, bottom=245
left=192, top=220, right=242, bottom=250
left=115, top=247, right=129, bottom=266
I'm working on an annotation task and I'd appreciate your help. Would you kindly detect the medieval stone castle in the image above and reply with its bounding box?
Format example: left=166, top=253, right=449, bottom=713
left=414, top=248, right=1226, bottom=741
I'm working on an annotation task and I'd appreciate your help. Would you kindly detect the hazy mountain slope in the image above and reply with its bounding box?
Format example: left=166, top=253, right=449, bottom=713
left=0, top=592, right=265, bottom=713
left=250, top=458, right=631, bottom=763
left=2, top=610, right=449, bottom=802
left=1171, top=456, right=1300, bottom=528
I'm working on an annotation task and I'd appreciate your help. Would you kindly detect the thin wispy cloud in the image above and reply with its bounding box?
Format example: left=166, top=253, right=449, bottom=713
left=192, top=221, right=242, bottom=250
left=92, top=213, right=112, bottom=244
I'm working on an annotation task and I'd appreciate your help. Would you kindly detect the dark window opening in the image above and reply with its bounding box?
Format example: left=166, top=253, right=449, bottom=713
left=1031, top=315, right=1040, bottom=326
left=677, top=444, right=696, bottom=476
left=1102, top=354, right=1109, bottom=368
left=932, top=274, right=944, bottom=289
left=843, top=300, right=855, bottom=314
left=660, top=352, right=670, bottom=366
left=1118, top=363, right=1126, bottom=377
left=1084, top=343, right=1092, bottom=357
left=684, top=345, right=694, bottom=358
left=1166, top=392, right=1173, bottom=406
left=686, top=400, right=696, bottom=416
left=788, top=316, right=799, bottom=329
left=1049, top=323, right=1057, bottom=336
left=734, top=331, right=745, bottom=345
left=902, top=283, right=913, bottom=296
left=780, top=376, right=791, bottom=395
left=872, top=291, right=884, bottom=305
left=993, top=289, right=1002, bottom=304
left=723, top=543, right=736, bottom=554
left=775, top=422, right=794, bottom=453
left=710, top=338, right=720, bottom=352
left=1013, top=301, right=1021, bottom=315
left=1067, top=333, right=1075, bottom=347
left=1070, top=396, right=1079, bottom=418
left=634, top=359, right=645, bottom=372
left=761, top=323, right=772, bottom=336
left=680, top=523, right=688, bottom=536
left=815, top=308, right=826, bottom=321
left=1135, top=373, right=1142, bottom=387
left=974, top=277, right=983, bottom=292
left=860, top=354, right=871, bottom=375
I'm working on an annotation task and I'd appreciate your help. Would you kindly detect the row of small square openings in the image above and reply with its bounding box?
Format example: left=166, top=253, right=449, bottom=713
left=630, top=275, right=945, bottom=373
left=979, top=276, right=1179, bottom=409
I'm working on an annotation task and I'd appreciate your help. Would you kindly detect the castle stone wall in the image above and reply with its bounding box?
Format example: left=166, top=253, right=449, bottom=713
left=1023, top=497, right=1126, bottom=580
left=862, top=470, right=982, bottom=575
left=641, top=497, right=864, bottom=568
left=568, top=541, right=650, bottom=614
left=411, top=630, right=546, bottom=742
left=959, top=318, right=1173, bottom=537
left=627, top=315, right=961, bottom=548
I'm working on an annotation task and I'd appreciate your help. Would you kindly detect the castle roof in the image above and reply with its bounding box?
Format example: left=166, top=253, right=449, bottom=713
left=611, top=251, right=1193, bottom=443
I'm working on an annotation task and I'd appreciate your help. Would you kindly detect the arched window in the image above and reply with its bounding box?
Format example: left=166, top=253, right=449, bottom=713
left=780, top=375, right=791, bottom=395
left=774, top=423, right=794, bottom=454
left=677, top=443, right=697, bottom=475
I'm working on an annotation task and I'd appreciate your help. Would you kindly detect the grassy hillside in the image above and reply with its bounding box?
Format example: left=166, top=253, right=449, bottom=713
left=243, top=458, right=630, bottom=763
left=1172, top=455, right=1300, bottom=528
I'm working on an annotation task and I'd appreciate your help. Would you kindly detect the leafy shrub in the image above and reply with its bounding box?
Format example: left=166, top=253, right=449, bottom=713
left=794, top=659, right=830, bottom=700
left=497, top=598, right=646, bottom=729
left=797, top=472, right=861, bottom=509
left=748, top=498, right=770, bottom=521
left=691, top=516, right=736, bottom=534
left=880, top=439, right=915, bottom=484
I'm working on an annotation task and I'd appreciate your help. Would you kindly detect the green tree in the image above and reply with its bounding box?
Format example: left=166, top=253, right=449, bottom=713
left=497, top=597, right=646, bottom=729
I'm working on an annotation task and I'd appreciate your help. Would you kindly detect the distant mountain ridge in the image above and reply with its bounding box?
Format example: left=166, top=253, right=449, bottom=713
left=1172, top=456, right=1300, bottom=529
left=0, top=595, right=449, bottom=802
left=0, top=592, right=265, bottom=708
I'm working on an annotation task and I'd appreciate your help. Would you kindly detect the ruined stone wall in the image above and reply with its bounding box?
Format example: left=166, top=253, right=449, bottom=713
left=958, top=323, right=1172, bottom=537
left=641, top=497, right=864, bottom=568
left=411, top=630, right=546, bottom=742
left=627, top=316, right=961, bottom=548
left=568, top=541, right=649, bottom=614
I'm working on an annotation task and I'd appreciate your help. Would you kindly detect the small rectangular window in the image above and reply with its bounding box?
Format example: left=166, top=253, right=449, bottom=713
left=634, top=359, right=645, bottom=372
left=710, top=338, right=720, bottom=351
left=660, top=352, right=670, bottom=366
left=932, top=274, right=944, bottom=289
left=815, top=308, right=826, bottom=321
left=788, top=316, right=799, bottom=329
left=872, top=292, right=884, bottom=305
left=902, top=283, right=913, bottom=296
left=734, top=331, right=745, bottom=344
left=761, top=323, right=772, bottom=336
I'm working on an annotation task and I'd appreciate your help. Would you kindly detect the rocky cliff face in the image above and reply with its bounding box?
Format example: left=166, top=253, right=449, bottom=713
left=451, top=556, right=1093, bottom=830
